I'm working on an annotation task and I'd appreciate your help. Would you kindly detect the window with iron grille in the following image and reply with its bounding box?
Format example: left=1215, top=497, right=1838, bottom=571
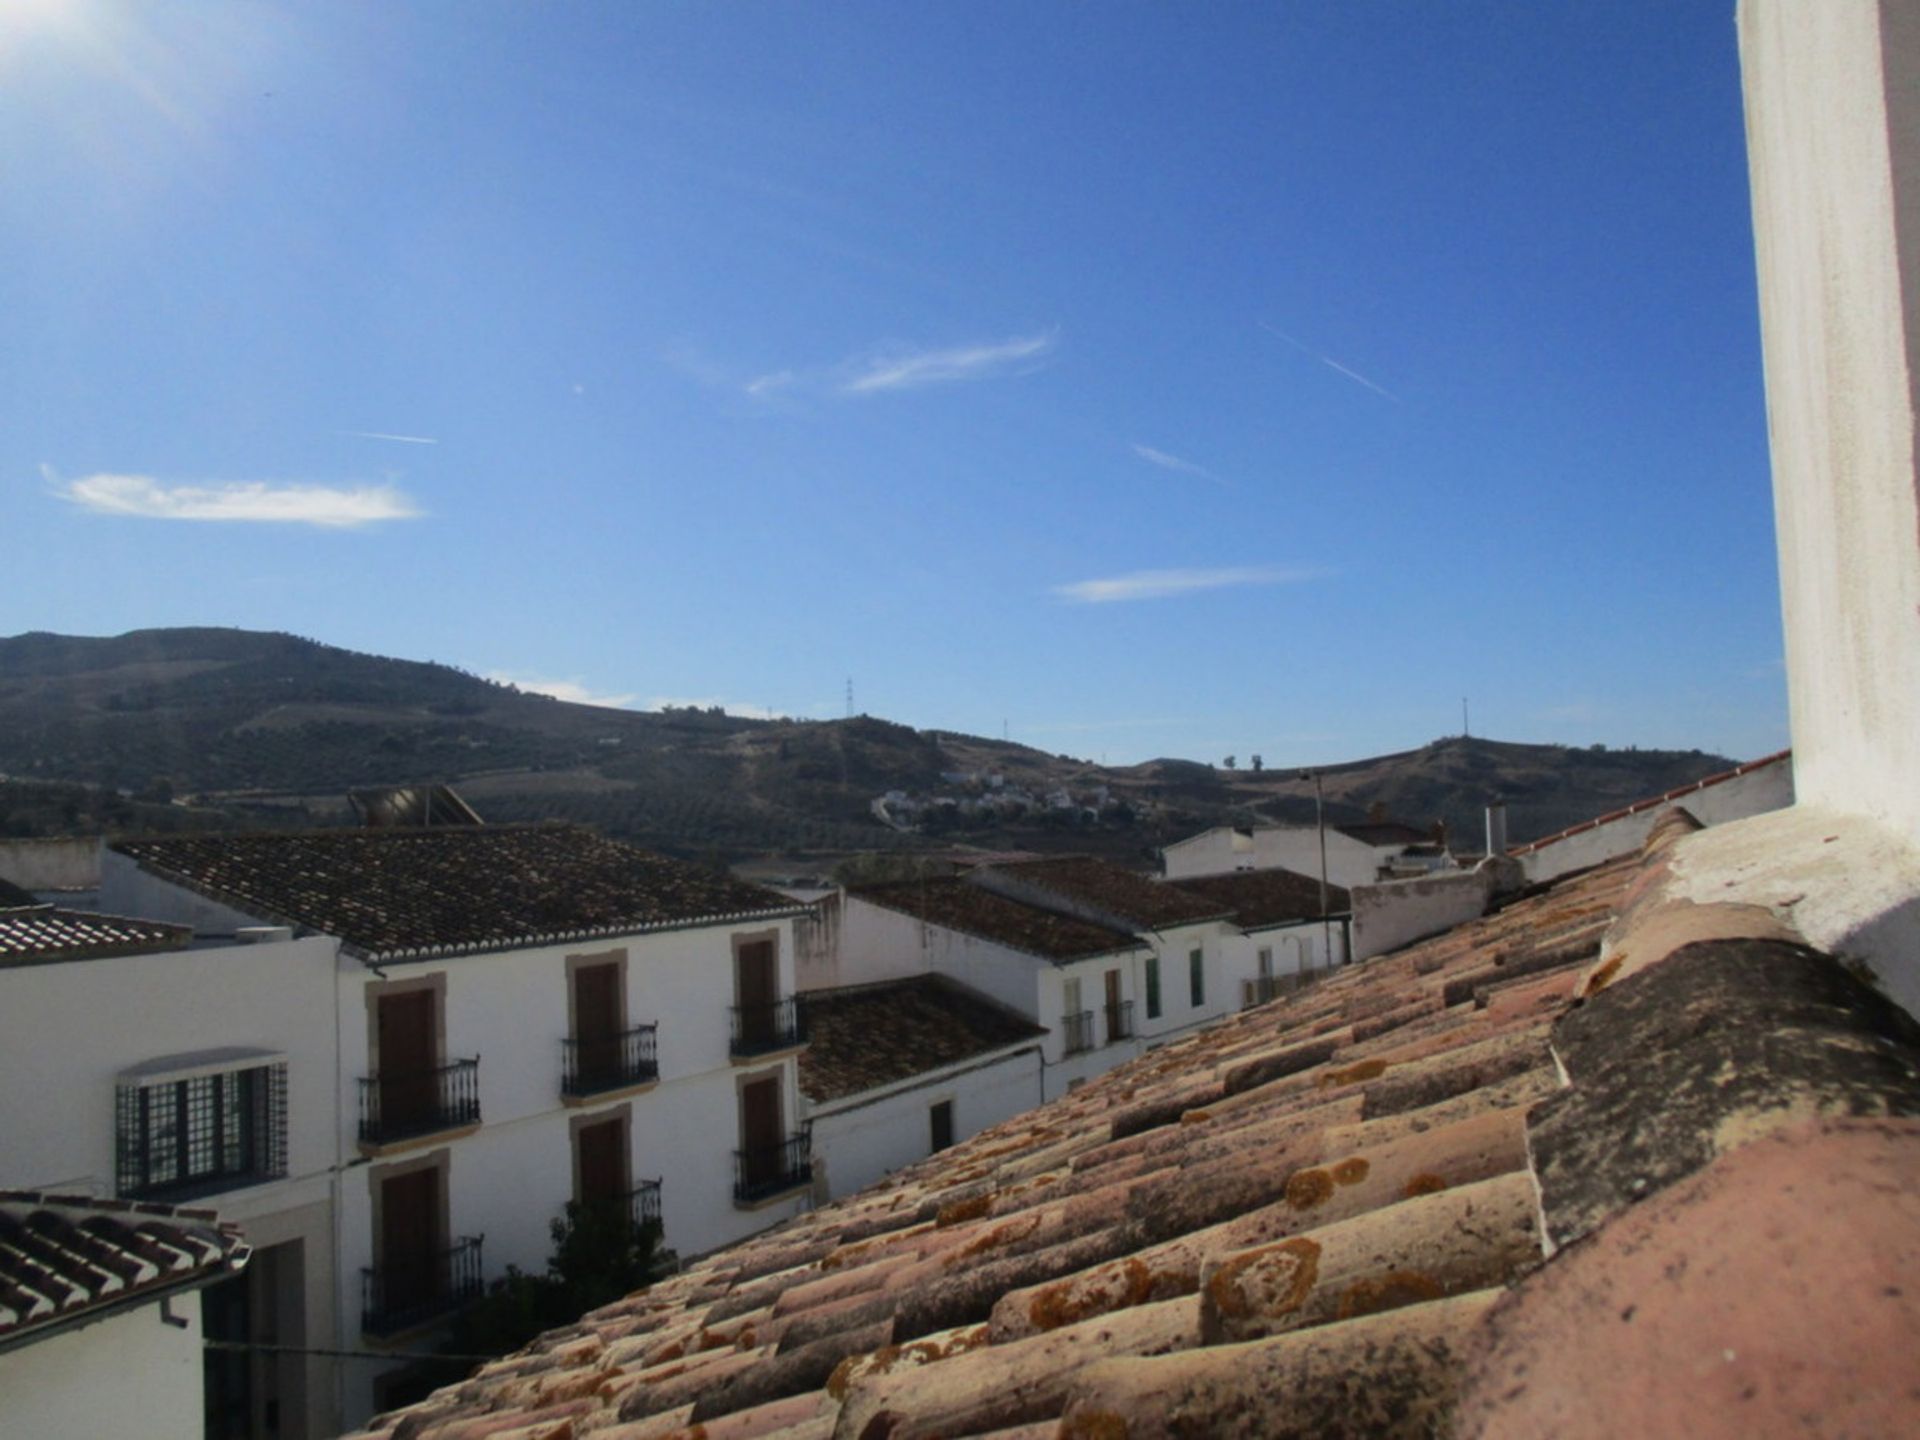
left=116, top=1061, right=287, bottom=1200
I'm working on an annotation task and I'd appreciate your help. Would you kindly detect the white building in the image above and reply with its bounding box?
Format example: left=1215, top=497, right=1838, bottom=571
left=2, top=825, right=816, bottom=1433
left=829, top=875, right=1154, bottom=1101
left=798, top=976, right=1045, bottom=1200
left=0, top=1188, right=251, bottom=1440
left=1161, top=820, right=1450, bottom=890
left=1163, top=867, right=1352, bottom=1006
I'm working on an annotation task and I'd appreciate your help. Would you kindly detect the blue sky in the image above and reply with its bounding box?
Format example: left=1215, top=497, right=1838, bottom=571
left=2, top=1, right=1786, bottom=766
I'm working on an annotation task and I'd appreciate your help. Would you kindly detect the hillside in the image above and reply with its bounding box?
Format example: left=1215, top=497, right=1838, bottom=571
left=0, top=629, right=1739, bottom=862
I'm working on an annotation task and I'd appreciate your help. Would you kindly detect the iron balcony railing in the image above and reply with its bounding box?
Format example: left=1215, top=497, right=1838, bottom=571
left=358, top=1057, right=480, bottom=1145
left=733, top=1134, right=810, bottom=1204
left=730, top=998, right=804, bottom=1058
left=1105, top=1000, right=1135, bottom=1043
left=625, top=1177, right=663, bottom=1231
left=1061, top=1009, right=1095, bottom=1056
left=1242, top=972, right=1320, bottom=1010
left=361, top=1235, right=483, bottom=1336
left=562, top=1023, right=659, bottom=1097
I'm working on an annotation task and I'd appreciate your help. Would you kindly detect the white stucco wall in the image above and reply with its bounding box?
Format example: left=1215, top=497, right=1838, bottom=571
left=1349, top=870, right=1495, bottom=962
left=0, top=836, right=102, bottom=894
left=0, top=927, right=346, bottom=1437
left=1514, top=753, right=1796, bottom=883
left=1247, top=829, right=1386, bottom=892
left=0, top=1293, right=205, bottom=1440
left=1160, top=829, right=1254, bottom=880
left=807, top=1046, right=1043, bottom=1200
left=1741, top=0, right=1920, bottom=847
left=1217, top=920, right=1346, bottom=1007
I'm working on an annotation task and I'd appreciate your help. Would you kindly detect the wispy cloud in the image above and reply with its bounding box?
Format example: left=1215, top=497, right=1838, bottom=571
left=1259, top=323, right=1397, bottom=401
left=1130, top=443, right=1225, bottom=485
left=489, top=673, right=639, bottom=709
left=647, top=696, right=783, bottom=720
left=743, top=370, right=796, bottom=399
left=1054, top=566, right=1327, bottom=604
left=53, top=469, right=422, bottom=528
left=841, top=331, right=1056, bottom=395
left=340, top=430, right=439, bottom=445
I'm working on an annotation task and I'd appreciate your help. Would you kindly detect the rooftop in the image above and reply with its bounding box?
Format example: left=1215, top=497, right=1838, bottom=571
left=0, top=1190, right=249, bottom=1352
left=343, top=810, right=1920, bottom=1438
left=1169, top=866, right=1353, bottom=930
left=1335, top=820, right=1435, bottom=847
left=0, top=904, right=191, bottom=967
left=798, top=978, right=1047, bottom=1104
left=113, top=825, right=806, bottom=962
left=849, top=876, right=1142, bottom=962
left=989, top=855, right=1232, bottom=930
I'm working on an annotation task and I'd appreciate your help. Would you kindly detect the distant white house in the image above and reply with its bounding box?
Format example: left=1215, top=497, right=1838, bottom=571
left=798, top=976, right=1045, bottom=1200
left=3, top=825, right=816, bottom=1433
left=0, top=1189, right=250, bottom=1440
left=1164, top=868, right=1352, bottom=1006
left=828, top=875, right=1155, bottom=1101
left=1162, top=819, right=1452, bottom=890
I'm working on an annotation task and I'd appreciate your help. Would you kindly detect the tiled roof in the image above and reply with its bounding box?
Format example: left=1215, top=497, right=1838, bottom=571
left=1334, top=820, right=1433, bottom=847
left=990, top=855, right=1232, bottom=929
left=0, top=905, right=192, bottom=967
left=342, top=813, right=1920, bottom=1440
left=0, top=1191, right=249, bottom=1349
left=1167, top=867, right=1352, bottom=930
left=850, top=877, right=1142, bottom=962
left=798, top=978, right=1048, bottom=1103
left=113, top=826, right=806, bottom=962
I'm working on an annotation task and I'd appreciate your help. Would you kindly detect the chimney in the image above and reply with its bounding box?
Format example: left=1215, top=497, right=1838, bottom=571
left=1431, top=819, right=1449, bottom=848
left=1485, top=801, right=1509, bottom=857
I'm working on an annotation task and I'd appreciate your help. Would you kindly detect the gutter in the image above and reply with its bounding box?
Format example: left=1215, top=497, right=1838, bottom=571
left=0, top=1256, right=246, bottom=1359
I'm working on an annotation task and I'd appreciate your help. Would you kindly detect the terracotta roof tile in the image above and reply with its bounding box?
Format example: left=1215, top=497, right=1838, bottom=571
left=1165, top=865, right=1351, bottom=929
left=849, top=877, right=1141, bottom=961
left=342, top=824, right=1920, bottom=1440
left=113, top=825, right=805, bottom=961
left=0, top=904, right=191, bottom=966
left=0, top=1191, right=249, bottom=1347
left=798, top=978, right=1046, bottom=1102
left=988, top=856, right=1232, bottom=929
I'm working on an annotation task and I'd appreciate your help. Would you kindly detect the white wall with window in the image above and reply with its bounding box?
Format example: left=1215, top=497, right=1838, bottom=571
left=0, top=932, right=341, bottom=1440
left=805, top=1043, right=1043, bottom=1200
left=1219, top=918, right=1348, bottom=1009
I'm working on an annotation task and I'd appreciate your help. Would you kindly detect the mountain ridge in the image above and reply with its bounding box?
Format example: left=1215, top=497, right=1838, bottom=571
left=0, top=628, right=1739, bottom=863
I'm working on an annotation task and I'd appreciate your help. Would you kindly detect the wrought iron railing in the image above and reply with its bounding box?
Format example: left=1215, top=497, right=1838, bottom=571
left=361, top=1235, right=483, bottom=1336
left=733, top=1134, right=809, bottom=1204
left=730, top=998, right=803, bottom=1058
left=1241, top=971, right=1321, bottom=1009
left=1105, top=1000, right=1135, bottom=1043
left=358, top=1057, right=480, bottom=1145
left=1061, top=1009, right=1095, bottom=1056
left=562, top=1023, right=659, bottom=1097
left=625, top=1177, right=663, bottom=1231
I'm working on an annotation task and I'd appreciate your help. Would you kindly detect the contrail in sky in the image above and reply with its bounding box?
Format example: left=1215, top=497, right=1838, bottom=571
left=1259, top=323, right=1397, bottom=401
left=340, top=430, right=440, bottom=445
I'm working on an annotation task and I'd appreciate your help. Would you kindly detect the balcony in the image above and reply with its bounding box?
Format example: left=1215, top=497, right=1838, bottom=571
left=1241, top=972, right=1319, bottom=1010
left=730, top=998, right=804, bottom=1059
left=1105, top=1000, right=1135, bottom=1043
left=358, top=1058, right=480, bottom=1146
left=1060, top=1009, right=1095, bottom=1056
left=625, top=1177, right=663, bottom=1231
left=361, top=1235, right=483, bottom=1337
left=733, top=1134, right=810, bottom=1204
left=562, top=1024, right=659, bottom=1098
